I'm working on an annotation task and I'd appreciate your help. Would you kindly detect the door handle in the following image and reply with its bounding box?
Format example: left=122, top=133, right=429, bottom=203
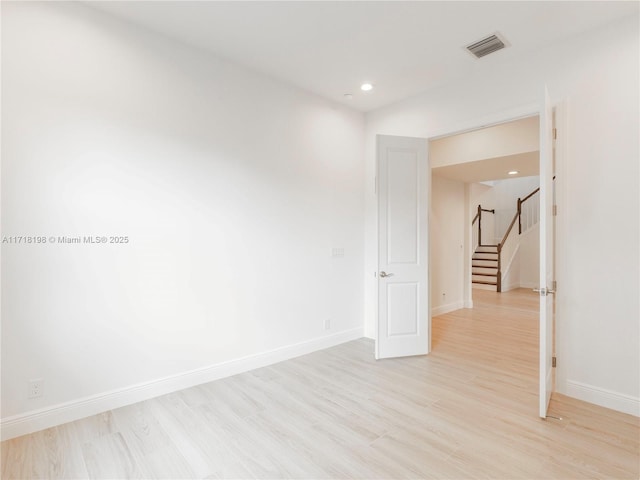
left=379, top=271, right=393, bottom=278
left=533, top=287, right=555, bottom=295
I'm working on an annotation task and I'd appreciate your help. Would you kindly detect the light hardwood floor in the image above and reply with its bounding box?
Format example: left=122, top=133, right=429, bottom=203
left=2, top=288, right=639, bottom=479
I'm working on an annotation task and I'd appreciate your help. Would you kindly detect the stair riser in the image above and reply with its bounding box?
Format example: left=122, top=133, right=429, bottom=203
left=473, top=253, right=498, bottom=260
left=476, top=246, right=498, bottom=253
left=472, top=267, right=498, bottom=275
left=472, top=275, right=497, bottom=284
left=472, top=260, right=498, bottom=268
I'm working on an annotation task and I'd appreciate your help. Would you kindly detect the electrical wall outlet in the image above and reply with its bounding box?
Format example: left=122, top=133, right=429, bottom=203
left=324, top=318, right=331, bottom=330
left=28, top=379, right=43, bottom=399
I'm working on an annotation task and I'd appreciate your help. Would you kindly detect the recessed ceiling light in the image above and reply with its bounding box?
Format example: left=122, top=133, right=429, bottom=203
left=508, top=170, right=519, bottom=175
left=361, top=83, right=374, bottom=92
left=344, top=94, right=353, bottom=100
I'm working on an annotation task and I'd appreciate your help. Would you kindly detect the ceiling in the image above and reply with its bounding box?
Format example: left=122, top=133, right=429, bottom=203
left=89, top=1, right=638, bottom=112
left=431, top=116, right=539, bottom=183
left=433, top=151, right=539, bottom=184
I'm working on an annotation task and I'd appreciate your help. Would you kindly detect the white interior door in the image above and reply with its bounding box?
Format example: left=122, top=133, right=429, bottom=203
left=376, top=135, right=429, bottom=359
left=539, top=86, right=555, bottom=418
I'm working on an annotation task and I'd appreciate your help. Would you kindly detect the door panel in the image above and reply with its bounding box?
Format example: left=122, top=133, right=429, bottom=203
left=539, top=86, right=555, bottom=418
left=387, top=282, right=419, bottom=336
left=387, top=151, right=419, bottom=264
left=376, top=135, right=428, bottom=359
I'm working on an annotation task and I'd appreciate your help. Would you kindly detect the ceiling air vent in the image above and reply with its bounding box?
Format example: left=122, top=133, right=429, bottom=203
left=466, top=33, right=507, bottom=58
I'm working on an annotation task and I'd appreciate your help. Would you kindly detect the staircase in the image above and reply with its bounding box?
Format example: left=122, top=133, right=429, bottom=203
left=472, top=245, right=499, bottom=290
left=471, top=184, right=541, bottom=292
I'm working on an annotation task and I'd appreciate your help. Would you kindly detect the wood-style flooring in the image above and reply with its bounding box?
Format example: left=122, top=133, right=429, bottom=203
left=2, top=288, right=639, bottom=479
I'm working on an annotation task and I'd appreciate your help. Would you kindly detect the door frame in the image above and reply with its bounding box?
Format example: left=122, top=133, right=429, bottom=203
left=430, top=100, right=564, bottom=400
left=425, top=104, right=540, bottom=352
left=373, top=102, right=564, bottom=353
left=374, top=98, right=565, bottom=412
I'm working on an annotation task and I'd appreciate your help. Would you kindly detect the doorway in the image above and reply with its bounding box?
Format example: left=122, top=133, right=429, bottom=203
left=375, top=97, right=559, bottom=418
left=429, top=115, right=541, bottom=306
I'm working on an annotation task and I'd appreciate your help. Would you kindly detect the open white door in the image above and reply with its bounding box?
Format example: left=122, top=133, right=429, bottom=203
left=376, top=135, right=429, bottom=360
left=539, top=87, right=555, bottom=418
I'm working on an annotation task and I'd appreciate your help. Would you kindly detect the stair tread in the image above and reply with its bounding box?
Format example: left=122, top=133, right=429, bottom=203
left=472, top=273, right=498, bottom=277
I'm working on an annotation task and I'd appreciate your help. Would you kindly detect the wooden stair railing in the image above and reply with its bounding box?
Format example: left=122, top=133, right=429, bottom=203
left=472, top=204, right=495, bottom=246
left=473, top=185, right=540, bottom=292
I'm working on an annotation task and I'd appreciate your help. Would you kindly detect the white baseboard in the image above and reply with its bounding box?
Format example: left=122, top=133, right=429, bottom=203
left=0, top=327, right=363, bottom=441
left=464, top=299, right=473, bottom=309
left=500, top=282, right=536, bottom=292
left=432, top=301, right=464, bottom=317
left=565, top=380, right=639, bottom=417
left=501, top=282, right=521, bottom=292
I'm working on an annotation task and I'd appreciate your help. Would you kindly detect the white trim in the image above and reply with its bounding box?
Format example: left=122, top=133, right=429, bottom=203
left=565, top=380, right=639, bottom=417
left=427, top=103, right=539, bottom=142
left=0, top=327, right=363, bottom=441
left=502, top=282, right=538, bottom=293
left=464, top=300, right=473, bottom=309
left=500, top=282, right=521, bottom=293
left=431, top=301, right=464, bottom=317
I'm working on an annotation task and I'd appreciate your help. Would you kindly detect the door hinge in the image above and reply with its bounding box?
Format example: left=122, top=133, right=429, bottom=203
left=553, top=128, right=557, bottom=140
left=552, top=356, right=557, bottom=368
left=553, top=204, right=557, bottom=216
left=552, top=280, right=557, bottom=291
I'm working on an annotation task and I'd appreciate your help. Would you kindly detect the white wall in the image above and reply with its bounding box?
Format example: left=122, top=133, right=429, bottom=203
left=364, top=14, right=639, bottom=415
left=518, top=224, right=540, bottom=289
left=492, top=176, right=540, bottom=242
left=469, top=182, right=496, bottom=246
left=468, top=176, right=540, bottom=245
left=430, top=176, right=465, bottom=316
left=1, top=2, right=365, bottom=432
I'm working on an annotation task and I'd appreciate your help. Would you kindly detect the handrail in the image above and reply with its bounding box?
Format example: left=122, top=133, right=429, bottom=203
left=473, top=205, right=495, bottom=244
left=499, top=212, right=519, bottom=250
left=521, top=187, right=540, bottom=203
left=496, top=211, right=519, bottom=292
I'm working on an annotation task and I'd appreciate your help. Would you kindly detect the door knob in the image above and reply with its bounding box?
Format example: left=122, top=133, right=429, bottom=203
left=379, top=271, right=393, bottom=278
